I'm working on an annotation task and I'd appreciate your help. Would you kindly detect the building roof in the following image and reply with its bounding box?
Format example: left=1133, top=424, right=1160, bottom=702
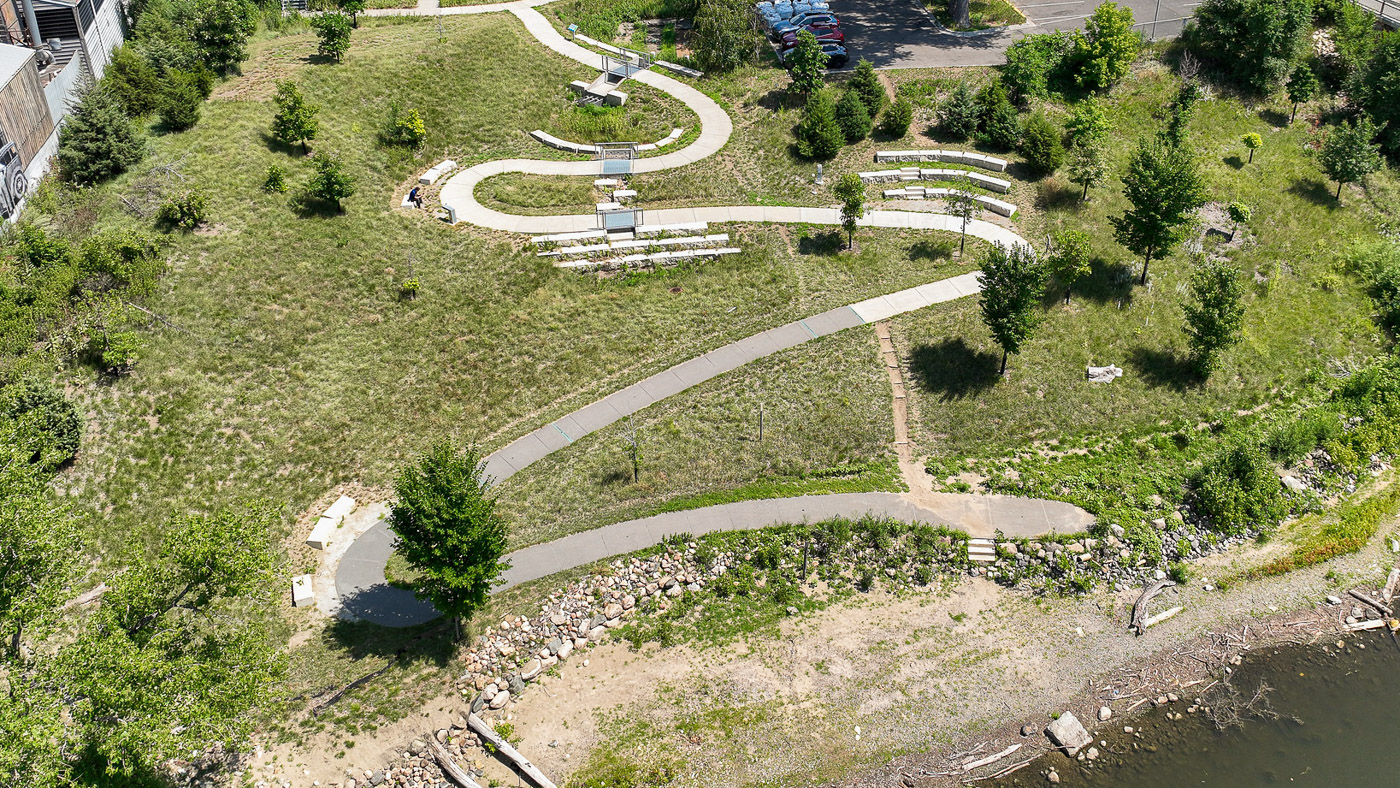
left=0, top=42, right=36, bottom=86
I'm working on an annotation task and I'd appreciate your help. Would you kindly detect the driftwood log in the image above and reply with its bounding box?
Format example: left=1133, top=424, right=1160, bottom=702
left=429, top=739, right=485, bottom=788
left=467, top=713, right=557, bottom=788
left=962, top=743, right=1021, bottom=772
left=1130, top=580, right=1177, bottom=635
left=1348, top=589, right=1393, bottom=617
left=1383, top=568, right=1400, bottom=605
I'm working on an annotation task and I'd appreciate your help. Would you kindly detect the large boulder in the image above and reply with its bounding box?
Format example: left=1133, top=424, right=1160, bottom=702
left=1045, top=712, right=1092, bottom=756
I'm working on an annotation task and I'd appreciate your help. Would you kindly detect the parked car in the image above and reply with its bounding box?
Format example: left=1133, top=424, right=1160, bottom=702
left=771, top=12, right=840, bottom=39
left=756, top=1, right=831, bottom=30
left=780, top=42, right=848, bottom=69
left=780, top=24, right=845, bottom=49
left=0, top=142, right=26, bottom=220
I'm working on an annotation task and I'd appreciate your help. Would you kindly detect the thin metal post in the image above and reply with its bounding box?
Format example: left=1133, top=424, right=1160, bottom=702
left=1150, top=0, right=1162, bottom=40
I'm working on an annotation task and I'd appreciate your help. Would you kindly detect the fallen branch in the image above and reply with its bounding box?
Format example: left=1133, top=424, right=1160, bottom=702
left=1384, top=568, right=1400, bottom=605
left=1131, top=580, right=1177, bottom=635
left=467, top=713, right=556, bottom=788
left=1144, top=606, right=1185, bottom=629
left=430, top=739, right=485, bottom=788
left=962, top=743, right=1020, bottom=772
left=1348, top=589, right=1392, bottom=616
left=1346, top=619, right=1388, bottom=632
left=123, top=301, right=187, bottom=334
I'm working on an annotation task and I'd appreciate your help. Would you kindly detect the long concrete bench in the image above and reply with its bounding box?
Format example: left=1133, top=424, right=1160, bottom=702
left=637, top=127, right=685, bottom=152
left=532, top=229, right=611, bottom=244
left=874, top=149, right=1009, bottom=173
left=655, top=60, right=703, bottom=78
left=557, top=246, right=742, bottom=269
left=306, top=494, right=357, bottom=549
left=418, top=159, right=457, bottom=185
left=530, top=129, right=599, bottom=156
left=858, top=167, right=1011, bottom=193
left=634, top=221, right=708, bottom=237
left=881, top=187, right=1017, bottom=217
left=540, top=233, right=730, bottom=258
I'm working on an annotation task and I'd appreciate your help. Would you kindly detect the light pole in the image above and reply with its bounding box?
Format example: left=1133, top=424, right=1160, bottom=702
left=1150, top=0, right=1162, bottom=40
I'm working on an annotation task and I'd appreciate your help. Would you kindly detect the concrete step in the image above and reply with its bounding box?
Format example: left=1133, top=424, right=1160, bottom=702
left=967, top=538, right=997, bottom=564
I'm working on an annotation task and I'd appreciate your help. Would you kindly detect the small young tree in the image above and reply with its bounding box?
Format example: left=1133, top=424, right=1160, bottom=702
left=946, top=187, right=983, bottom=256
left=691, top=0, right=759, bottom=73
left=847, top=58, right=885, bottom=117
left=263, top=164, right=287, bottom=193
left=938, top=82, right=980, bottom=140
left=1065, top=94, right=1111, bottom=146
left=306, top=152, right=356, bottom=211
left=879, top=96, right=913, bottom=138
left=159, top=70, right=203, bottom=131
left=787, top=30, right=827, bottom=98
left=1111, top=137, right=1207, bottom=285
left=1227, top=201, right=1251, bottom=241
left=156, top=188, right=209, bottom=229
left=978, top=81, right=1020, bottom=150
left=833, top=172, right=865, bottom=250
left=1183, top=257, right=1246, bottom=378
left=1318, top=117, right=1382, bottom=201
left=1161, top=79, right=1202, bottom=148
left=1020, top=112, right=1065, bottom=177
left=1066, top=135, right=1109, bottom=201
left=795, top=90, right=843, bottom=160
left=1072, top=1, right=1138, bottom=90
left=835, top=89, right=873, bottom=143
left=1287, top=64, right=1318, bottom=123
left=271, top=80, right=318, bottom=153
left=340, top=0, right=366, bottom=27
left=381, top=102, right=427, bottom=147
left=977, top=242, right=1048, bottom=375
left=388, top=441, right=509, bottom=640
left=1048, top=228, right=1092, bottom=303
left=310, top=12, right=352, bottom=63
left=58, top=87, right=146, bottom=186
left=1241, top=132, right=1262, bottom=163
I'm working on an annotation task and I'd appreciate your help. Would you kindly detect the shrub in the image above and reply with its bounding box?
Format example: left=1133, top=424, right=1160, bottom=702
left=1071, top=1, right=1138, bottom=90
left=0, top=380, right=83, bottom=469
left=104, top=45, right=163, bottom=116
left=1188, top=0, right=1312, bottom=92
left=938, top=82, right=979, bottom=139
left=263, top=164, right=287, bottom=193
left=310, top=11, right=352, bottom=63
left=1356, top=36, right=1400, bottom=156
left=981, top=95, right=1020, bottom=150
left=1265, top=411, right=1341, bottom=464
left=795, top=90, right=843, bottom=160
left=1193, top=442, right=1287, bottom=535
left=100, top=331, right=143, bottom=374
left=1001, top=30, right=1073, bottom=99
left=1020, top=112, right=1064, bottom=176
left=1183, top=257, right=1246, bottom=377
left=835, top=89, right=872, bottom=142
left=691, top=0, right=759, bottom=73
left=156, top=189, right=209, bottom=229
left=1366, top=245, right=1400, bottom=334
left=306, top=152, right=356, bottom=210
left=879, top=97, right=913, bottom=138
left=381, top=102, right=426, bottom=147
left=159, top=70, right=204, bottom=131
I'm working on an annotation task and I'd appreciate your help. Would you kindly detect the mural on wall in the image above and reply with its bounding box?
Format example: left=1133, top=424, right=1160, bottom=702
left=0, top=139, right=25, bottom=219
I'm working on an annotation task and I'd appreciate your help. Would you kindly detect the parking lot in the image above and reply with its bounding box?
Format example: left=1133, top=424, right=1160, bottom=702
left=790, top=0, right=1196, bottom=70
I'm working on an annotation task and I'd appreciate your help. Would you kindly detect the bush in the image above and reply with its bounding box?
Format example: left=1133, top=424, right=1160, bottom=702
left=0, top=380, right=83, bottom=469
left=381, top=102, right=426, bottom=147
left=58, top=86, right=146, bottom=185
left=1002, top=30, right=1073, bottom=100
left=1193, top=442, right=1287, bottom=535
left=691, top=0, right=758, bottom=73
left=263, top=164, right=287, bottom=193
left=1265, top=411, right=1341, bottom=464
left=100, top=331, right=143, bottom=374
left=795, top=91, right=843, bottom=160
left=1020, top=112, right=1064, bottom=176
left=159, top=70, right=204, bottom=131
left=310, top=11, right=352, bottom=63
left=847, top=58, right=885, bottom=116
left=156, top=189, right=209, bottom=229
left=835, top=89, right=873, bottom=143
left=1188, top=0, right=1312, bottom=92
left=104, top=45, right=163, bottom=117
left=1357, top=36, right=1400, bottom=156
left=1368, top=246, right=1400, bottom=335
left=1071, top=1, right=1138, bottom=90
left=981, top=94, right=1020, bottom=150
left=306, top=152, right=356, bottom=210
left=879, top=97, right=913, bottom=138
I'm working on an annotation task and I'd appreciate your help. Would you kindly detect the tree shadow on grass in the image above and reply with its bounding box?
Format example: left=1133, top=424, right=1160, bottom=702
left=907, top=338, right=1001, bottom=402
left=1288, top=178, right=1337, bottom=208
left=1035, top=179, right=1083, bottom=212
left=290, top=191, right=346, bottom=219
left=1223, top=155, right=1245, bottom=170
left=1128, top=346, right=1199, bottom=391
left=599, top=466, right=634, bottom=486
left=1259, top=108, right=1289, bottom=128
left=1068, top=260, right=1138, bottom=306
left=259, top=130, right=308, bottom=157
left=910, top=237, right=954, bottom=261
left=797, top=229, right=844, bottom=256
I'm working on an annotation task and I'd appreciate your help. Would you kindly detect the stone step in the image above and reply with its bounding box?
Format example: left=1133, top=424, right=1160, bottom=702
left=967, top=538, right=997, bottom=564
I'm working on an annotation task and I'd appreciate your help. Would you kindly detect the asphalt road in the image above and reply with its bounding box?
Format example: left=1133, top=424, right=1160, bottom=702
left=835, top=0, right=1197, bottom=69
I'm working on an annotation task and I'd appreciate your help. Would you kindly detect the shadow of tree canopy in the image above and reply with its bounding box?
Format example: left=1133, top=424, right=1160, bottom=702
left=1128, top=346, right=1199, bottom=391
left=910, top=237, right=954, bottom=261
left=907, top=338, right=1001, bottom=402
left=1288, top=178, right=1338, bottom=208
left=1065, top=260, right=1139, bottom=306
left=797, top=229, right=844, bottom=256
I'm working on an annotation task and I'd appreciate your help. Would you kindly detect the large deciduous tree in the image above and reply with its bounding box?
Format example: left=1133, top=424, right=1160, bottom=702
left=978, top=242, right=1048, bottom=375
left=1072, top=2, right=1138, bottom=91
left=1111, top=137, right=1207, bottom=285
left=389, top=441, right=510, bottom=640
left=1356, top=36, right=1400, bottom=156
left=191, top=0, right=257, bottom=74
left=1189, top=0, right=1312, bottom=93
left=692, top=0, right=759, bottom=72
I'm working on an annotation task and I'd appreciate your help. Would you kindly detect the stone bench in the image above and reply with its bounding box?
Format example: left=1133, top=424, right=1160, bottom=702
left=292, top=574, right=314, bottom=607
left=655, top=60, right=703, bottom=78
left=637, top=127, right=685, bottom=152
left=540, top=233, right=729, bottom=258
left=418, top=159, right=457, bottom=185
left=530, top=130, right=600, bottom=156
left=612, top=189, right=637, bottom=201
left=881, top=187, right=1017, bottom=217
left=874, top=149, right=1009, bottom=173
left=557, top=246, right=741, bottom=269
left=306, top=494, right=356, bottom=549
left=634, top=221, right=708, bottom=237
left=858, top=168, right=1011, bottom=193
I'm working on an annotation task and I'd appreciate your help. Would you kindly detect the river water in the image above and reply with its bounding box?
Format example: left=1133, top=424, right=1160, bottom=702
left=992, top=631, right=1400, bottom=787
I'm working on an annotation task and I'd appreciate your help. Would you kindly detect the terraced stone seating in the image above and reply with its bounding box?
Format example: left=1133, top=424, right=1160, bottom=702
left=539, top=233, right=731, bottom=259
left=418, top=159, right=457, bottom=185
left=557, top=246, right=742, bottom=270
left=881, top=186, right=1017, bottom=217
left=637, top=128, right=685, bottom=152
left=874, top=149, right=1009, bottom=173
left=858, top=167, right=1011, bottom=194
left=530, top=222, right=710, bottom=246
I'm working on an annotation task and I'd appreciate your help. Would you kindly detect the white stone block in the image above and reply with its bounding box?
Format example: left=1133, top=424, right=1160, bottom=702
left=307, top=516, right=337, bottom=550
left=292, top=575, right=314, bottom=607
left=324, top=495, right=356, bottom=522
left=605, top=90, right=627, bottom=107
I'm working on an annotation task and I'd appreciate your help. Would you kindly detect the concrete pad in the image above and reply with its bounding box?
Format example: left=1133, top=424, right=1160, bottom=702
left=850, top=295, right=899, bottom=323
left=702, top=341, right=758, bottom=375
left=765, top=321, right=815, bottom=351
left=637, top=368, right=691, bottom=402
left=803, top=306, right=867, bottom=337
left=491, top=431, right=554, bottom=476
left=605, top=382, right=654, bottom=416
left=882, top=286, right=932, bottom=315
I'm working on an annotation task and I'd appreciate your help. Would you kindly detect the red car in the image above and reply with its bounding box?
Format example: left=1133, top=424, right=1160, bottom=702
left=780, top=24, right=845, bottom=49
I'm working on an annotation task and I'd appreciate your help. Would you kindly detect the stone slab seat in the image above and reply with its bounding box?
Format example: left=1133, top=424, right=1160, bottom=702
left=306, top=495, right=356, bottom=549
left=418, top=159, right=457, bottom=185
left=874, top=149, right=1009, bottom=173
left=291, top=575, right=314, bottom=607
left=656, top=60, right=703, bottom=78
left=541, top=233, right=730, bottom=257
